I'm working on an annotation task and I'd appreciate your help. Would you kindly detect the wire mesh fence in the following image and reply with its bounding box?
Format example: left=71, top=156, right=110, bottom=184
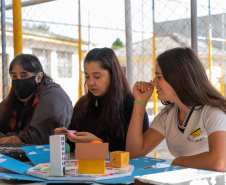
left=0, top=0, right=225, bottom=160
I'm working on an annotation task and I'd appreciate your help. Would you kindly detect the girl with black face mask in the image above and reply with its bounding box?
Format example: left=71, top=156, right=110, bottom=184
left=11, top=76, right=39, bottom=100
left=0, top=54, right=73, bottom=144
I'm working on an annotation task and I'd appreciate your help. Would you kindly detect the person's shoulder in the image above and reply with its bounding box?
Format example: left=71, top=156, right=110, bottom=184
left=43, top=81, right=60, bottom=90
left=0, top=99, right=5, bottom=106
left=39, top=81, right=71, bottom=102
left=0, top=99, right=9, bottom=109
left=0, top=99, right=5, bottom=111
left=194, top=105, right=226, bottom=125
left=77, top=95, right=86, bottom=102
left=201, top=105, right=226, bottom=116
left=152, top=104, right=174, bottom=120
left=159, top=103, right=175, bottom=114
left=200, top=105, right=226, bottom=133
left=74, top=95, right=87, bottom=107
left=41, top=81, right=66, bottom=95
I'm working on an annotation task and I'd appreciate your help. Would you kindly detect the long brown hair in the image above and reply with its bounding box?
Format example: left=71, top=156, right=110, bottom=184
left=157, top=47, right=226, bottom=113
left=72, top=48, right=132, bottom=141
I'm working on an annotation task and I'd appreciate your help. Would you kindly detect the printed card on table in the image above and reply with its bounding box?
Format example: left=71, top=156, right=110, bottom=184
left=26, top=160, right=134, bottom=181
left=21, top=145, right=50, bottom=165
left=0, top=154, right=32, bottom=174
left=130, top=156, right=165, bottom=169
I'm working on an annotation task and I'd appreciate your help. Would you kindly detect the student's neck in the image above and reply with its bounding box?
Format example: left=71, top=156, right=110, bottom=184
left=176, top=102, right=189, bottom=126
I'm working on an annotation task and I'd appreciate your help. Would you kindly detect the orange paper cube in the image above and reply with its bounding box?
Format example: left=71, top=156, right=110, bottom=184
left=110, top=151, right=129, bottom=168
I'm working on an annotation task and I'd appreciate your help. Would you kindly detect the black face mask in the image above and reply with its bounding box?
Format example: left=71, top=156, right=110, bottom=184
left=12, top=76, right=38, bottom=100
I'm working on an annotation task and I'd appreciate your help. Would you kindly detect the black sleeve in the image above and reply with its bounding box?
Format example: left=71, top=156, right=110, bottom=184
left=100, top=135, right=125, bottom=151
left=69, top=94, right=149, bottom=153
left=67, top=139, right=76, bottom=153
left=18, top=87, right=73, bottom=144
left=99, top=95, right=150, bottom=152
left=118, top=94, right=149, bottom=151
left=68, top=134, right=124, bottom=153
left=0, top=101, right=8, bottom=138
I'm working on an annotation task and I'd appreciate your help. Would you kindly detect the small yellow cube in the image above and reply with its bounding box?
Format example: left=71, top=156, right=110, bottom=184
left=79, top=159, right=105, bottom=174
left=110, top=151, right=129, bottom=168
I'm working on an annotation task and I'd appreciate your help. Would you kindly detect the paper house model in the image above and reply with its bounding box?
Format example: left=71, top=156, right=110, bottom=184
left=75, top=143, right=109, bottom=174
left=110, top=151, right=129, bottom=168
left=49, top=135, right=66, bottom=176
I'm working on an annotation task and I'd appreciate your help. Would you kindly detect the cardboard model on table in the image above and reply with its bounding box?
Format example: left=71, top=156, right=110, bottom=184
left=49, top=135, right=66, bottom=176
left=75, top=142, right=109, bottom=174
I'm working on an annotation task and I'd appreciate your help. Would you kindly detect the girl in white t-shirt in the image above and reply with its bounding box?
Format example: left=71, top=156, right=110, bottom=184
left=126, top=47, right=226, bottom=171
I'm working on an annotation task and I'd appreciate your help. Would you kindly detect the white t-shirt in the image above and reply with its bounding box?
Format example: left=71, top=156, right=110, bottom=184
left=150, top=104, right=226, bottom=158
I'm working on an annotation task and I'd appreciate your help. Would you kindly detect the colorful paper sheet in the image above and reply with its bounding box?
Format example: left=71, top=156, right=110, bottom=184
left=26, top=161, right=134, bottom=181
left=129, top=156, right=165, bottom=169
left=21, top=145, right=50, bottom=165
left=0, top=154, right=32, bottom=174
left=0, top=166, right=180, bottom=184
left=0, top=173, right=46, bottom=181
left=0, top=145, right=178, bottom=184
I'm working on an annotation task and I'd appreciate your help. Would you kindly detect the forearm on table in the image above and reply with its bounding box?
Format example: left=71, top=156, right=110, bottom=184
left=0, top=136, right=22, bottom=144
left=17, top=125, right=50, bottom=144
left=0, top=133, right=10, bottom=143
left=172, top=152, right=226, bottom=171
left=126, top=103, right=146, bottom=158
left=0, top=137, right=7, bottom=143
left=0, top=132, right=7, bottom=138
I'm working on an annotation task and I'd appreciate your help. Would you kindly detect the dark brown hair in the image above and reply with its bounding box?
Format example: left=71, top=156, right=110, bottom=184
left=157, top=47, right=226, bottom=113
left=2, top=54, right=52, bottom=132
left=71, top=47, right=132, bottom=141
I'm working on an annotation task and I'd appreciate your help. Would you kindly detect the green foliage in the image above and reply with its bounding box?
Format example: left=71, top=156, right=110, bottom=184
left=111, top=38, right=124, bottom=50
left=33, top=24, right=49, bottom=31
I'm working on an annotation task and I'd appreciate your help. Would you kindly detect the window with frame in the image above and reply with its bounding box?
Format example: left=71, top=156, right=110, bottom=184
left=57, top=51, right=72, bottom=78
left=32, top=49, right=51, bottom=76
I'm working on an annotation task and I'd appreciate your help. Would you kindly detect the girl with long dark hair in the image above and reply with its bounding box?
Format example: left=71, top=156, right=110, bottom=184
left=55, top=48, right=149, bottom=151
left=126, top=47, right=226, bottom=171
